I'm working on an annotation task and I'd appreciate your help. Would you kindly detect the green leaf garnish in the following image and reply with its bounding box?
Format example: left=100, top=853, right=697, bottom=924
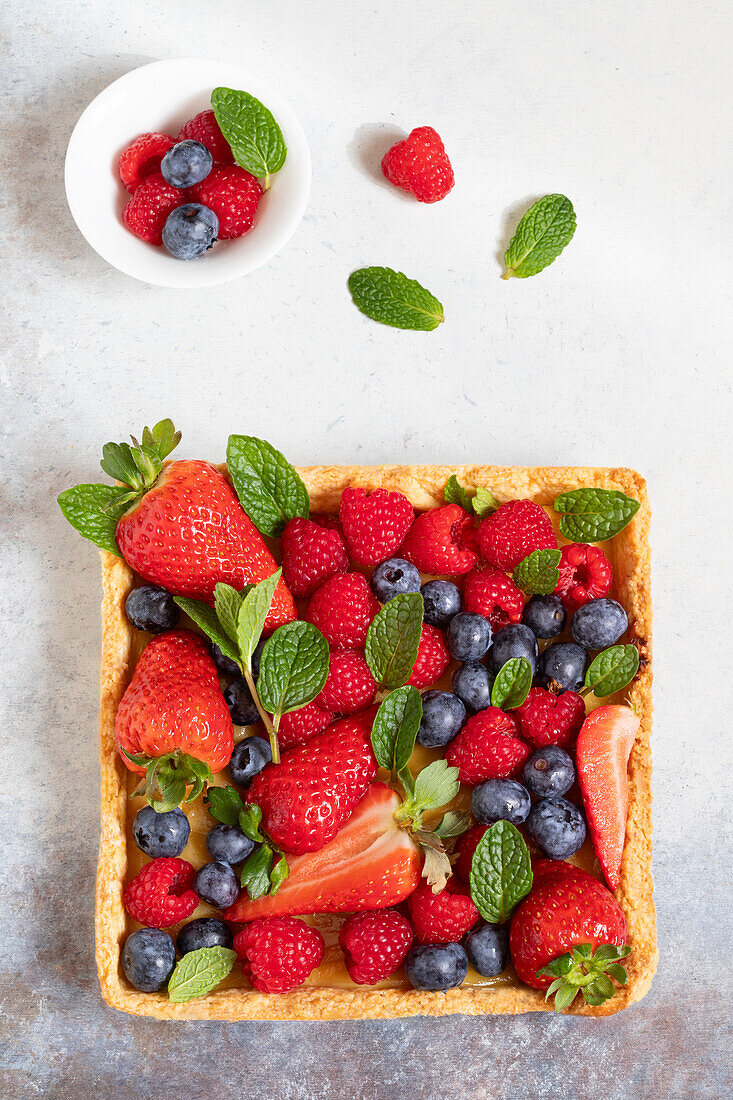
left=554, top=488, right=640, bottom=542
left=513, top=548, right=561, bottom=595
left=583, top=644, right=639, bottom=697
left=490, top=657, right=533, bottom=710
left=469, top=820, right=533, bottom=923
left=57, top=484, right=129, bottom=556
left=238, top=803, right=265, bottom=843
left=537, top=943, right=630, bottom=1011
left=211, top=87, right=287, bottom=189
left=370, top=686, right=422, bottom=774
left=434, top=810, right=471, bottom=838
left=408, top=759, right=461, bottom=815
left=443, top=475, right=498, bottom=516
left=213, top=583, right=243, bottom=645
left=240, top=844, right=274, bottom=900
left=472, top=486, right=499, bottom=517
left=168, top=946, right=237, bottom=1003
left=235, top=571, right=282, bottom=667
left=205, top=784, right=245, bottom=827
left=502, top=194, right=576, bottom=279
left=257, top=621, right=329, bottom=718
left=226, top=435, right=309, bottom=537
left=365, top=593, right=424, bottom=689
left=444, top=474, right=473, bottom=511
left=348, top=267, right=444, bottom=331
left=173, top=596, right=241, bottom=668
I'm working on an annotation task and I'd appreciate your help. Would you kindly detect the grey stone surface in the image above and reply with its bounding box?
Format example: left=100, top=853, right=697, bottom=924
left=2, top=1, right=732, bottom=1097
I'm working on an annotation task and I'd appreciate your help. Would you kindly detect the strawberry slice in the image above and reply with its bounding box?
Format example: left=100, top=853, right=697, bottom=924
left=576, top=705, right=640, bottom=891
left=225, top=783, right=421, bottom=922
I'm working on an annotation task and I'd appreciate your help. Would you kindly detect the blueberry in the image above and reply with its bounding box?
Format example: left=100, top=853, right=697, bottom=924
left=451, top=663, right=494, bottom=713
left=370, top=558, right=422, bottom=602
left=251, top=638, right=266, bottom=680
left=160, top=139, right=213, bottom=188
left=571, top=598, right=628, bottom=650
left=177, top=917, right=233, bottom=956
left=487, top=623, right=538, bottom=675
left=124, top=585, right=180, bottom=634
left=122, top=928, right=176, bottom=992
left=162, top=203, right=218, bottom=260
left=526, top=796, right=587, bottom=859
left=447, top=612, right=492, bottom=662
left=193, top=861, right=240, bottom=908
left=229, top=736, right=272, bottom=788
left=465, top=922, right=510, bottom=978
left=416, top=690, right=466, bottom=748
left=471, top=778, right=531, bottom=825
left=421, top=580, right=462, bottom=628
left=206, top=822, right=255, bottom=864
left=522, top=594, right=566, bottom=639
left=404, top=943, right=469, bottom=991
left=224, top=678, right=260, bottom=726
left=210, top=641, right=241, bottom=679
left=522, top=746, right=575, bottom=798
left=132, top=805, right=190, bottom=858
left=536, top=642, right=588, bottom=692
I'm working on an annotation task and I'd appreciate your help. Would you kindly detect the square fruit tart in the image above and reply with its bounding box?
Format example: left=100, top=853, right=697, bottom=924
left=59, top=421, right=656, bottom=1020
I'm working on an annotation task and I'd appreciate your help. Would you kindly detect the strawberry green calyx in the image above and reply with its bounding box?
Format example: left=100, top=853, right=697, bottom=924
left=124, top=748, right=213, bottom=812
left=391, top=758, right=462, bottom=893
left=537, top=943, right=631, bottom=1011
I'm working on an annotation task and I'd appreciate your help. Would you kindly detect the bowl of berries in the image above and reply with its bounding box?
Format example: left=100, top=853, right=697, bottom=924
left=65, top=58, right=311, bottom=287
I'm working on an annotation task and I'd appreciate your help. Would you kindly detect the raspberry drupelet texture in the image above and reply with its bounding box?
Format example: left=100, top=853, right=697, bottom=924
left=118, top=132, right=176, bottom=193
left=400, top=504, right=478, bottom=575
left=281, top=517, right=349, bottom=598
left=305, top=573, right=380, bottom=650
left=514, top=687, right=586, bottom=749
left=339, top=487, right=415, bottom=567
left=446, top=708, right=529, bottom=786
left=189, top=166, right=263, bottom=239
left=339, top=908, right=414, bottom=984
left=234, top=916, right=325, bottom=993
left=555, top=543, right=613, bottom=611
left=406, top=625, right=450, bottom=688
left=276, top=701, right=335, bottom=750
left=478, top=500, right=558, bottom=572
left=316, top=650, right=378, bottom=714
left=407, top=878, right=479, bottom=943
left=122, top=172, right=183, bottom=245
left=178, top=110, right=235, bottom=168
left=381, top=126, right=455, bottom=203
left=462, top=567, right=525, bottom=630
left=123, top=857, right=198, bottom=928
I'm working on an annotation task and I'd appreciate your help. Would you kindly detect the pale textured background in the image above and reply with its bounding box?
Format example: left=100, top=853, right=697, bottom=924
left=1, top=1, right=732, bottom=1097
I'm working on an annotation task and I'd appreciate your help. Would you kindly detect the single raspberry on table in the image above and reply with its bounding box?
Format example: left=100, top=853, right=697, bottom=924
left=189, top=166, right=262, bottom=239
left=122, top=172, right=183, bottom=245
left=123, top=857, right=198, bottom=928
left=446, top=708, right=529, bottom=786
left=118, top=132, right=176, bottom=193
left=515, top=687, right=586, bottom=749
left=407, top=877, right=478, bottom=943
left=400, top=504, right=478, bottom=575
left=305, top=573, right=380, bottom=650
left=454, top=824, right=490, bottom=884
left=406, top=624, right=450, bottom=688
left=276, top=701, right=334, bottom=750
left=234, top=916, right=324, bottom=993
left=478, top=500, right=557, bottom=572
left=339, top=908, right=413, bottom=984
left=281, top=517, right=349, bottom=598
left=555, top=543, right=613, bottom=611
left=339, top=487, right=414, bottom=567
left=178, top=110, right=234, bottom=168
left=381, top=126, right=455, bottom=204
left=462, top=567, right=524, bottom=630
left=316, top=650, right=378, bottom=714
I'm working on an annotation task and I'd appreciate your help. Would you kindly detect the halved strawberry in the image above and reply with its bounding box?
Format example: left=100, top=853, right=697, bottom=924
left=576, top=705, right=639, bottom=891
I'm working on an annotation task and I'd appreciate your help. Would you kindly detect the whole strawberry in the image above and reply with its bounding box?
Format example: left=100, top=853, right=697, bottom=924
left=446, top=708, right=529, bottom=786
left=276, top=701, right=334, bottom=750
left=406, top=624, right=450, bottom=688
left=246, top=713, right=378, bottom=853
left=400, top=504, right=477, bottom=575
left=478, top=500, right=557, bottom=572
left=462, top=567, right=524, bottom=630
left=189, top=166, right=262, bottom=239
left=381, top=126, right=455, bottom=203
left=122, top=172, right=182, bottom=244
left=281, top=516, right=349, bottom=597
left=408, top=877, right=478, bottom=943
left=305, top=573, right=379, bottom=650
left=556, top=543, right=613, bottom=611
left=234, top=916, right=324, bottom=993
left=339, top=909, right=413, bottom=984
left=515, top=687, right=586, bottom=749
left=118, top=132, right=175, bottom=192
left=339, top=487, right=414, bottom=567
left=316, top=650, right=378, bottom=714
left=178, top=110, right=234, bottom=167
left=123, top=857, right=198, bottom=927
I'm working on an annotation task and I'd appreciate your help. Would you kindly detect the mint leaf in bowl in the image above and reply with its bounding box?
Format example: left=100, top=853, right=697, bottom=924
left=211, top=87, right=287, bottom=189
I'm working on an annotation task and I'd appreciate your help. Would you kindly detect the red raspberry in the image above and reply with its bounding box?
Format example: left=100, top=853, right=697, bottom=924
left=381, top=126, right=455, bottom=204
left=339, top=909, right=413, bottom=984
left=555, top=543, right=613, bottom=611
left=478, top=500, right=557, bottom=572
left=407, top=877, right=478, bottom=943
left=400, top=504, right=478, bottom=575
left=339, top=487, right=414, bottom=567
left=305, top=573, right=379, bottom=650
left=189, top=166, right=262, bottom=239
left=234, top=916, right=324, bottom=993
left=123, top=857, right=198, bottom=928
left=462, top=567, right=524, bottom=630
left=281, top=517, right=349, bottom=598
left=178, top=110, right=234, bottom=168
left=514, top=687, right=586, bottom=749
left=118, top=132, right=175, bottom=193
left=446, top=708, right=529, bottom=786
left=122, top=172, right=183, bottom=245
left=277, top=701, right=334, bottom=750
left=406, top=624, right=450, bottom=688
left=454, top=824, right=489, bottom=884
left=310, top=512, right=343, bottom=532
left=316, top=650, right=378, bottom=714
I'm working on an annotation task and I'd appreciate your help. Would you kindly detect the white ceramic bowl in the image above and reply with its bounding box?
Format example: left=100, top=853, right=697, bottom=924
left=65, top=58, right=311, bottom=287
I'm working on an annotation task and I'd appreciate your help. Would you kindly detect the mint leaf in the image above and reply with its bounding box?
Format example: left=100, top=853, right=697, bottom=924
left=444, top=475, right=473, bottom=511
left=371, top=686, right=422, bottom=772
left=173, top=597, right=241, bottom=669
left=168, top=946, right=237, bottom=1003
left=214, top=583, right=242, bottom=644
left=205, top=785, right=245, bottom=826
left=554, top=488, right=640, bottom=542
left=257, top=621, right=329, bottom=717
left=584, top=645, right=639, bottom=697
left=502, top=194, right=576, bottom=279
left=472, top=486, right=499, bottom=517
left=410, top=759, right=461, bottom=813
left=211, top=87, right=287, bottom=189
left=236, top=570, right=282, bottom=667
left=365, top=593, right=424, bottom=689
left=239, top=803, right=265, bottom=843
left=434, top=810, right=471, bottom=838
left=443, top=476, right=498, bottom=517
left=513, top=548, right=561, bottom=595
left=226, top=435, right=309, bottom=537
left=270, top=852, right=290, bottom=896
left=469, top=820, right=533, bottom=923
left=57, top=484, right=128, bottom=556
left=240, top=844, right=273, bottom=900
left=348, top=267, right=444, bottom=331
left=490, top=658, right=533, bottom=710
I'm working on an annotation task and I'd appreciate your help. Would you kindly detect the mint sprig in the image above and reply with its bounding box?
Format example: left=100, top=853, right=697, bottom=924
left=502, top=194, right=576, bottom=279
left=513, top=548, right=561, bottom=595
left=348, top=267, right=444, bottom=331
left=365, top=593, right=424, bottom=689
left=371, top=686, right=422, bottom=776
left=168, top=946, right=237, bottom=1003
left=226, top=435, right=309, bottom=537
left=211, top=87, right=287, bottom=190
left=257, top=621, right=329, bottom=720
left=490, top=657, right=533, bottom=710
left=444, top=475, right=499, bottom=517
left=538, top=943, right=631, bottom=1012
left=469, top=820, right=533, bottom=923
left=582, top=644, right=639, bottom=698
left=554, top=488, right=640, bottom=542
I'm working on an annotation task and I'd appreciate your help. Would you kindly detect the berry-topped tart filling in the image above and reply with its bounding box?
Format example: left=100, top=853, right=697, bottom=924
left=59, top=424, right=654, bottom=1018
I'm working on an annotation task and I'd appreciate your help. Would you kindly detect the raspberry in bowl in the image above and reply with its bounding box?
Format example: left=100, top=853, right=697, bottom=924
left=65, top=59, right=310, bottom=287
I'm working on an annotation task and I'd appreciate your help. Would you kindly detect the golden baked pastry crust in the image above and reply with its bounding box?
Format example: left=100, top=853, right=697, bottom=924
left=95, top=464, right=656, bottom=1020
